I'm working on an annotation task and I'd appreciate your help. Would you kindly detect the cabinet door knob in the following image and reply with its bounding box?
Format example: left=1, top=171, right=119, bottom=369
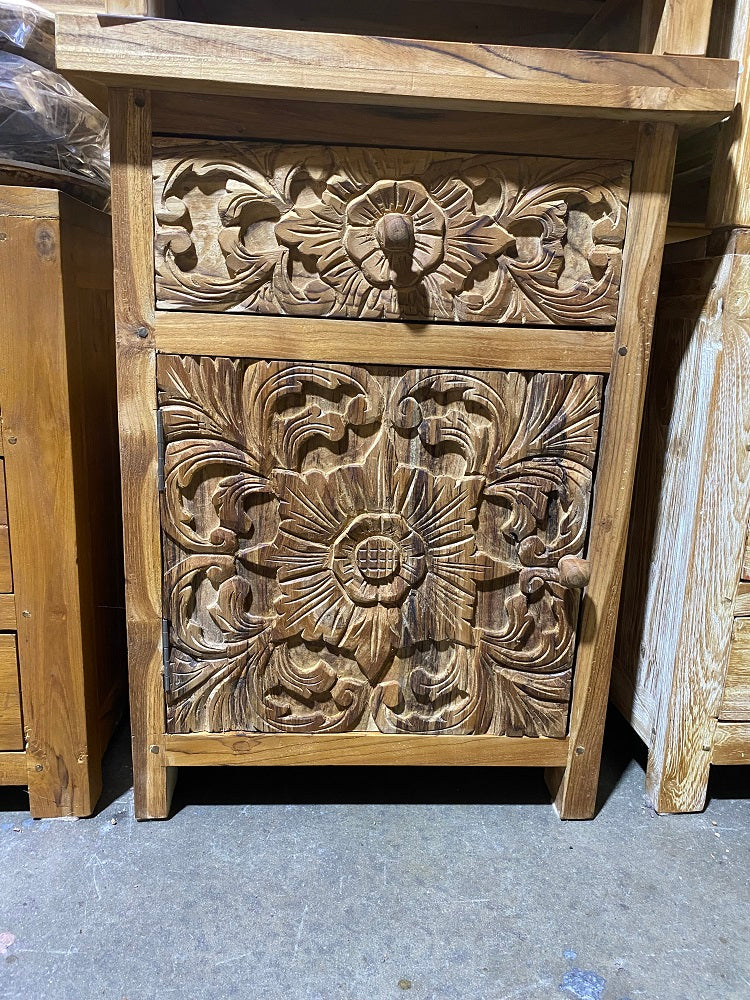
left=558, top=556, right=591, bottom=589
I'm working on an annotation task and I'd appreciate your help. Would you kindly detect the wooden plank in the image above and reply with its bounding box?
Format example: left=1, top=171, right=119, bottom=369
left=613, top=230, right=750, bottom=813
left=0, top=751, right=27, bottom=785
left=151, top=91, right=641, bottom=162
left=163, top=733, right=570, bottom=768
left=0, top=190, right=119, bottom=816
left=0, top=458, right=11, bottom=593
left=110, top=89, right=175, bottom=820
left=54, top=15, right=737, bottom=123
left=154, top=314, right=615, bottom=373
left=550, top=123, right=678, bottom=819
left=711, top=721, right=750, bottom=763
left=736, top=581, right=750, bottom=615
left=721, top=618, right=750, bottom=720
left=641, top=0, right=713, bottom=55
left=0, top=594, right=16, bottom=630
left=743, top=522, right=750, bottom=579
left=0, top=635, right=23, bottom=751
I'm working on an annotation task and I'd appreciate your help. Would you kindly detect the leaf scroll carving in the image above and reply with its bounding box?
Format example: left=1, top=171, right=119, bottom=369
left=154, top=139, right=630, bottom=327
left=159, top=357, right=603, bottom=738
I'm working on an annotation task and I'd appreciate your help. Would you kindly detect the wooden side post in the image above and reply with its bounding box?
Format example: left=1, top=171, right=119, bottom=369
left=110, top=88, right=175, bottom=819
left=640, top=0, right=714, bottom=54
left=549, top=122, right=678, bottom=819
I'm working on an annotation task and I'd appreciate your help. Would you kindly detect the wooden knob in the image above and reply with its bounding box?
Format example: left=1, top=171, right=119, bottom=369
left=558, top=556, right=591, bottom=589
left=377, top=212, right=414, bottom=253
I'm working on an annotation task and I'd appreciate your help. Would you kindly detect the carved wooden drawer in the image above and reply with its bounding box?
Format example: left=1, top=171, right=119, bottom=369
left=160, top=356, right=602, bottom=739
left=153, top=139, right=631, bottom=328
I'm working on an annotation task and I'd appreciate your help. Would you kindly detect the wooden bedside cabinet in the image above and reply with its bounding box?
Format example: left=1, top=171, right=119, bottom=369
left=54, top=12, right=737, bottom=819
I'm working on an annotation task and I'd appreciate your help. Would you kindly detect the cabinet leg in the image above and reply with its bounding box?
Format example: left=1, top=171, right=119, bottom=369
left=133, top=744, right=176, bottom=820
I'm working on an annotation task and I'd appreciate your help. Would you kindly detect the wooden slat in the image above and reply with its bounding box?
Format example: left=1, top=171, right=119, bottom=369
left=0, top=458, right=11, bottom=593
left=721, top=618, right=750, bottom=720
left=613, top=230, right=750, bottom=813
left=151, top=92, right=641, bottom=161
left=0, top=594, right=16, bottom=630
left=154, top=314, right=615, bottom=374
left=551, top=123, right=678, bottom=819
left=163, top=733, right=570, bottom=768
left=641, top=0, right=713, bottom=55
left=54, top=15, right=737, bottom=123
left=0, top=751, right=27, bottom=785
left=110, top=89, right=176, bottom=820
left=0, top=635, right=23, bottom=751
left=743, top=521, right=750, bottom=579
left=735, top=581, right=750, bottom=615
left=711, top=721, right=750, bottom=763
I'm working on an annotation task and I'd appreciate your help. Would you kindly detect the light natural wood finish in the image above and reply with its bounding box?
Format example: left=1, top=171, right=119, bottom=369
left=154, top=314, right=615, bottom=373
left=550, top=123, right=678, bottom=819
left=163, top=733, right=570, bottom=768
left=613, top=230, right=750, bottom=812
left=737, top=581, right=750, bottom=617
left=707, top=0, right=750, bottom=227
left=0, top=635, right=23, bottom=751
left=0, top=751, right=27, bottom=785
left=54, top=15, right=737, bottom=123
left=721, top=618, right=750, bottom=720
left=711, top=721, right=750, bottom=763
left=0, top=594, right=16, bottom=630
left=159, top=356, right=602, bottom=738
left=0, top=459, right=11, bottom=593
left=743, top=525, right=750, bottom=578
left=110, top=90, right=176, bottom=820
left=151, top=93, right=641, bottom=162
left=153, top=138, right=629, bottom=327
left=0, top=188, right=125, bottom=816
left=640, top=0, right=713, bottom=55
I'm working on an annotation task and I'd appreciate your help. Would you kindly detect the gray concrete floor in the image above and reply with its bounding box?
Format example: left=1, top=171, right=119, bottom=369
left=0, top=712, right=747, bottom=1000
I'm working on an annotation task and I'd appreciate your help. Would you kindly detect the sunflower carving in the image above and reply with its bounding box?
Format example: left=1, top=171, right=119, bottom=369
left=159, top=356, right=604, bottom=738
left=153, top=139, right=630, bottom=325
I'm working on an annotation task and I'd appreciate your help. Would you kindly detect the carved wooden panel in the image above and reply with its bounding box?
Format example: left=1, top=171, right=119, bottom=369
left=158, top=356, right=603, bottom=738
left=153, top=139, right=630, bottom=327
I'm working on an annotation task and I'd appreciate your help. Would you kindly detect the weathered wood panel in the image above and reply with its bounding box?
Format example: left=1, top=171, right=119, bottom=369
left=158, top=355, right=602, bottom=738
left=721, top=618, right=750, bottom=720
left=0, top=635, right=23, bottom=751
left=154, top=139, right=630, bottom=327
left=0, top=458, right=11, bottom=593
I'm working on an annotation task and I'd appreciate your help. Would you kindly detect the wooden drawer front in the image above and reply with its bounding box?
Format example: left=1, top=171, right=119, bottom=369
left=0, top=634, right=23, bottom=750
left=159, top=356, right=603, bottom=738
left=721, top=619, right=750, bottom=721
left=0, top=458, right=11, bottom=593
left=153, top=139, right=630, bottom=327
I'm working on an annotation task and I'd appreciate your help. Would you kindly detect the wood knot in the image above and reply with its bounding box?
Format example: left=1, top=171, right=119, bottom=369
left=35, top=225, right=56, bottom=261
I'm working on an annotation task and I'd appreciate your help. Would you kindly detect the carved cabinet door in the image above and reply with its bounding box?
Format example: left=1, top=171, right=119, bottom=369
left=158, top=356, right=603, bottom=740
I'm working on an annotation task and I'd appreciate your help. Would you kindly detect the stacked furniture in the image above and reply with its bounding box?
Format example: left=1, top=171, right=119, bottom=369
left=54, top=3, right=737, bottom=819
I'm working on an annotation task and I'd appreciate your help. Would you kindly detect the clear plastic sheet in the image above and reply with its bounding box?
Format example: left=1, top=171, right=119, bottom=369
left=0, top=52, right=109, bottom=185
left=0, top=2, right=54, bottom=69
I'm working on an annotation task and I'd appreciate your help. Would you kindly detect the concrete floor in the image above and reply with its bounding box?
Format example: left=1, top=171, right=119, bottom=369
left=0, top=713, right=747, bottom=1000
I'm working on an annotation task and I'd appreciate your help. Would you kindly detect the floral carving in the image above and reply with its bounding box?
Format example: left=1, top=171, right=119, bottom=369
left=153, top=139, right=630, bottom=326
left=159, top=356, right=603, bottom=738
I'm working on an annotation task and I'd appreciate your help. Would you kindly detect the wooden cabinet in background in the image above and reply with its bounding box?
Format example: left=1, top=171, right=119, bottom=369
left=0, top=186, right=126, bottom=817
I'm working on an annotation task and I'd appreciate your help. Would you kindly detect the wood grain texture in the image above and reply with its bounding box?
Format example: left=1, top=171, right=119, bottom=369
left=0, top=751, right=27, bottom=785
left=0, top=594, right=16, bottom=630
left=721, top=618, right=750, bottom=720
left=640, top=0, right=713, bottom=54
left=0, top=458, right=11, bottom=592
left=110, top=90, right=176, bottom=820
left=612, top=230, right=750, bottom=812
left=711, top=721, right=750, bottom=763
left=0, top=635, right=23, bottom=751
left=736, top=581, right=750, bottom=615
left=151, top=93, right=641, bottom=161
left=163, top=732, right=569, bottom=767
left=154, top=314, right=615, bottom=373
left=53, top=15, right=737, bottom=123
left=159, top=356, right=602, bottom=738
left=0, top=188, right=124, bottom=817
left=154, top=138, right=630, bottom=327
left=551, top=123, right=678, bottom=819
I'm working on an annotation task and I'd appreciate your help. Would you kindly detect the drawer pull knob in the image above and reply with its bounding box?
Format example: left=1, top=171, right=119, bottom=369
left=558, top=556, right=591, bottom=589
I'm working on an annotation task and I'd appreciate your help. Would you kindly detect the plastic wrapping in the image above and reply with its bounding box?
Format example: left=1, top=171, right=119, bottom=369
left=0, top=2, right=54, bottom=69
left=0, top=52, right=109, bottom=186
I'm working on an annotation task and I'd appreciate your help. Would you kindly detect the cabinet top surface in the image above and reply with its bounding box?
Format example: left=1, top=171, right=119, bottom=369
left=54, top=14, right=737, bottom=124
